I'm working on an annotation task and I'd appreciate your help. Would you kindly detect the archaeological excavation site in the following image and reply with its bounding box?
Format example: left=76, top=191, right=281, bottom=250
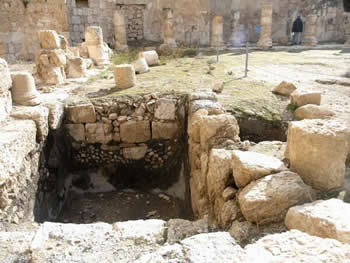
left=1, top=0, right=350, bottom=262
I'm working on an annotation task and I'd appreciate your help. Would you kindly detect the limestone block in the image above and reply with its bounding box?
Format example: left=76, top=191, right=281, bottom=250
left=85, top=26, right=109, bottom=65
left=113, top=10, right=128, bottom=51
left=49, top=49, right=66, bottom=67
left=42, top=102, right=64, bottom=130
left=0, top=120, right=37, bottom=186
left=222, top=187, right=237, bottom=201
left=142, top=51, right=160, bottom=66
left=206, top=149, right=233, bottom=225
left=285, top=199, right=350, bottom=244
left=85, top=26, right=103, bottom=46
left=59, top=34, right=69, bottom=50
left=10, top=72, right=41, bottom=106
left=238, top=171, right=313, bottom=224
left=163, top=9, right=176, bottom=48
left=85, top=123, right=113, bottom=144
left=286, top=119, right=349, bottom=191
left=211, top=16, right=225, bottom=48
left=0, top=58, right=12, bottom=93
left=303, top=14, right=318, bottom=46
left=114, top=64, right=136, bottom=89
left=11, top=106, right=49, bottom=142
left=152, top=122, right=179, bottom=139
left=232, top=150, right=287, bottom=188
left=248, top=141, right=286, bottom=160
left=190, top=170, right=209, bottom=218
left=290, top=90, right=321, bottom=107
left=65, top=103, right=96, bottom=124
left=66, top=57, right=87, bottom=78
left=257, top=3, right=273, bottom=49
left=0, top=92, right=12, bottom=123
left=39, top=30, right=61, bottom=49
left=188, top=109, right=209, bottom=143
left=220, top=199, right=240, bottom=229
left=66, top=124, right=85, bottom=142
left=295, top=104, right=335, bottom=120
left=122, top=146, right=148, bottom=160
left=245, top=230, right=350, bottom=263
left=132, top=57, right=149, bottom=74
left=154, top=99, right=176, bottom=120
left=78, top=42, right=89, bottom=58
left=120, top=120, right=151, bottom=143
left=212, top=80, right=224, bottom=93
left=272, top=81, right=297, bottom=96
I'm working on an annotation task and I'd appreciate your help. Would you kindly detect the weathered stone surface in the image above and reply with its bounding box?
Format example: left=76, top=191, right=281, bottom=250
left=232, top=150, right=287, bottom=188
left=285, top=199, right=350, bottom=244
left=190, top=100, right=225, bottom=115
left=295, top=104, right=335, bottom=120
left=222, top=186, right=237, bottom=201
left=11, top=106, right=49, bottom=142
left=0, top=58, right=12, bottom=122
left=85, top=26, right=109, bottom=65
left=286, top=119, right=349, bottom=191
left=113, top=10, right=128, bottom=51
left=39, top=30, right=61, bottom=49
left=0, top=232, right=34, bottom=263
left=211, top=16, right=224, bottom=48
left=163, top=9, right=177, bottom=48
left=167, top=217, right=210, bottom=244
left=190, top=169, right=209, bottom=218
left=152, top=122, right=179, bottom=139
left=114, top=64, right=136, bottom=89
left=248, top=141, right=286, bottom=160
left=257, top=3, right=273, bottom=49
left=49, top=49, right=66, bottom=67
left=238, top=171, right=313, bottom=224
left=66, top=124, right=85, bottom=142
left=212, top=80, right=224, bottom=93
left=272, top=81, right=297, bottom=96
left=120, top=120, right=151, bottom=143
left=66, top=57, right=87, bottom=78
left=142, top=50, right=160, bottom=66
left=65, top=103, right=96, bottom=123
left=229, top=220, right=259, bottom=246
left=11, top=72, right=41, bottom=106
left=245, top=230, right=350, bottom=263
left=132, top=57, right=149, bottom=74
left=303, top=14, right=318, bottom=46
left=42, top=102, right=64, bottom=130
left=206, top=149, right=233, bottom=226
left=155, top=98, right=176, bottom=120
left=85, top=123, right=112, bottom=144
left=122, top=146, right=148, bottom=160
left=220, top=199, right=240, bottom=229
left=291, top=90, right=322, bottom=107
left=136, top=232, right=245, bottom=263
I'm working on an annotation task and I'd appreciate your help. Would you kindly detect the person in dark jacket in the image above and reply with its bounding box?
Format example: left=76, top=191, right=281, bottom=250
left=292, top=16, right=303, bottom=45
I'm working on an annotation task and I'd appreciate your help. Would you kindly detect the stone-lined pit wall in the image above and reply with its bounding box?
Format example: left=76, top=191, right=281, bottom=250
left=0, top=0, right=69, bottom=62
left=65, top=93, right=188, bottom=190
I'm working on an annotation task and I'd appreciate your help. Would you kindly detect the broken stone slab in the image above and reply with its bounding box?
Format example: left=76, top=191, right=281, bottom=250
left=285, top=119, right=349, bottom=191
left=142, top=50, right=160, bottom=66
left=189, top=91, right=217, bottom=102
left=245, top=230, right=350, bottom=263
left=232, top=150, right=287, bottom=188
left=65, top=102, right=96, bottom=123
left=114, top=64, right=136, bottom=89
left=272, top=81, right=297, bottom=96
left=136, top=232, right=245, bottom=263
left=295, top=104, right=335, bottom=120
left=85, top=26, right=110, bottom=66
left=11, top=72, right=41, bottom=106
left=122, top=145, right=148, bottom=160
left=154, top=98, right=176, bottom=120
left=0, top=119, right=37, bottom=186
left=238, top=171, right=314, bottom=224
left=290, top=90, right=321, bottom=107
left=11, top=105, right=49, bottom=142
left=120, top=120, right=151, bottom=143
left=66, top=57, right=87, bottom=78
left=66, top=124, right=85, bottom=142
left=166, top=217, right=211, bottom=244
left=190, top=100, right=225, bottom=115
left=248, top=141, right=286, bottom=161
left=285, top=198, right=350, bottom=244
left=152, top=122, right=179, bottom=139
left=85, top=122, right=113, bottom=144
left=38, top=30, right=61, bottom=49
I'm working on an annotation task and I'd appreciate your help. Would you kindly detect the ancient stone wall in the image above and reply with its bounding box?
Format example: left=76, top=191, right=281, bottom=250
left=64, top=93, right=187, bottom=190
left=0, top=0, right=68, bottom=62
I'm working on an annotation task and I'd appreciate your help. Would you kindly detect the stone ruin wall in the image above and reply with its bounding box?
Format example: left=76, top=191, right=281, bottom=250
left=0, top=0, right=69, bottom=63
left=0, top=0, right=347, bottom=61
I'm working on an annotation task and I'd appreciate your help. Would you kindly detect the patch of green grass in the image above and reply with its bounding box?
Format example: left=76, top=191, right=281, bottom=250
left=287, top=103, right=298, bottom=112
left=111, top=51, right=139, bottom=65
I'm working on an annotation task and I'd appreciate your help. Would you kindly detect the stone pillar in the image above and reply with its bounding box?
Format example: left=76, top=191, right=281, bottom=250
left=230, top=11, right=243, bottom=47
left=85, top=26, right=109, bottom=66
left=11, top=72, right=41, bottom=106
left=303, top=14, right=318, bottom=46
left=344, top=13, right=350, bottom=46
left=257, top=2, right=273, bottom=49
left=163, top=8, right=177, bottom=48
left=114, top=64, right=136, bottom=89
left=113, top=10, right=128, bottom=51
left=211, top=16, right=225, bottom=48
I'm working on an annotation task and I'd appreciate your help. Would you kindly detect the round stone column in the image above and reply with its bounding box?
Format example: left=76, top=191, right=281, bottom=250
left=211, top=16, right=225, bottom=48
left=163, top=8, right=177, bottom=48
left=257, top=2, right=273, bottom=49
left=113, top=10, right=128, bottom=51
left=85, top=26, right=109, bottom=66
left=303, top=14, right=318, bottom=46
left=11, top=72, right=41, bottom=106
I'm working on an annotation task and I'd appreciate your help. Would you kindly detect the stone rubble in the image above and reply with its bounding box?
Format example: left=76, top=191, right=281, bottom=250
left=272, top=81, right=297, bottom=96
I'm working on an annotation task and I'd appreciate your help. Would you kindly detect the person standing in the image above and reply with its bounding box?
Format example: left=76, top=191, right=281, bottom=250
left=292, top=16, right=303, bottom=45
